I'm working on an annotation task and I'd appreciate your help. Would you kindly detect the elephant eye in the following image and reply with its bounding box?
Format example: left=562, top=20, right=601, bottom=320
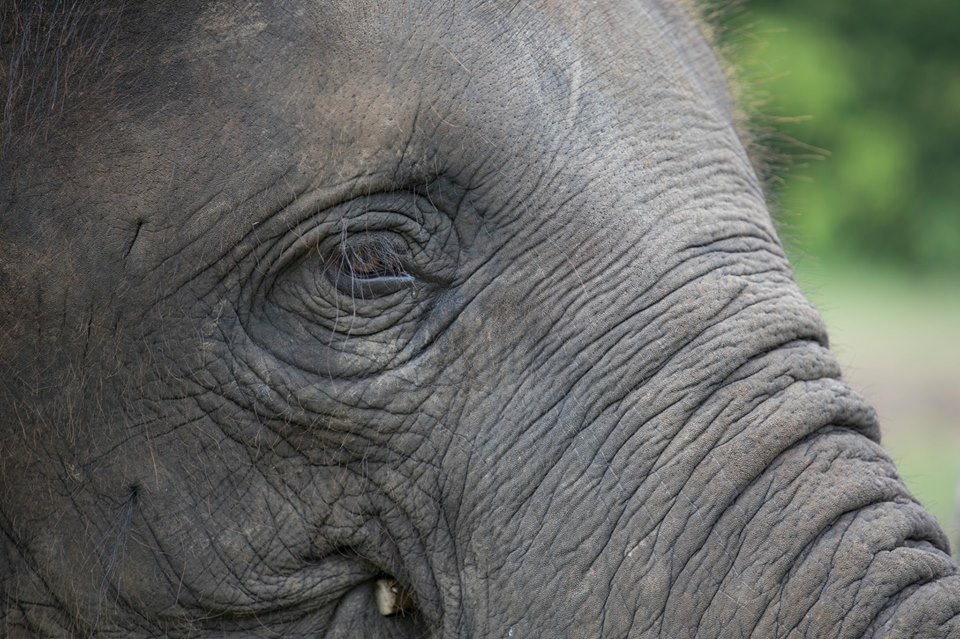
left=336, top=243, right=406, bottom=279
left=326, top=237, right=416, bottom=298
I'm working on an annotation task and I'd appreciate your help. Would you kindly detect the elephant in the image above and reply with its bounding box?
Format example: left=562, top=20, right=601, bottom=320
left=1, top=0, right=958, bottom=637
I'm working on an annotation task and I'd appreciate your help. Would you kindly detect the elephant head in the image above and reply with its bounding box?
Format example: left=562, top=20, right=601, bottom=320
left=1, top=1, right=958, bottom=637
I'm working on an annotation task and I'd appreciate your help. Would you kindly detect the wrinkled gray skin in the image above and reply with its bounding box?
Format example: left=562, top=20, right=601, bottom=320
left=1, top=1, right=959, bottom=637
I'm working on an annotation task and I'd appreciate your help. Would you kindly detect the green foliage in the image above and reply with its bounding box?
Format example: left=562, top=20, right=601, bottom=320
left=728, top=1, right=960, bottom=272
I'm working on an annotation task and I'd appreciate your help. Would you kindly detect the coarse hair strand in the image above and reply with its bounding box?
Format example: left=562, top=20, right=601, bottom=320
left=0, top=0, right=124, bottom=157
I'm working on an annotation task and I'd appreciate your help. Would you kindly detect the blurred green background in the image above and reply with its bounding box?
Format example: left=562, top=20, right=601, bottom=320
left=727, top=1, right=960, bottom=548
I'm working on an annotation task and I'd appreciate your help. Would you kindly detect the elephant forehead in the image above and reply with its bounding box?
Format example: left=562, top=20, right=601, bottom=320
left=85, top=3, right=734, bottom=227
left=69, top=0, right=729, bottom=163
left=278, top=0, right=734, bottom=147
left=13, top=0, right=749, bottom=283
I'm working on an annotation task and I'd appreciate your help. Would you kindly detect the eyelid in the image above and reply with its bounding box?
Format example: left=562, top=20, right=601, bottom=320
left=327, top=270, right=418, bottom=299
left=336, top=240, right=409, bottom=278
left=325, top=234, right=419, bottom=298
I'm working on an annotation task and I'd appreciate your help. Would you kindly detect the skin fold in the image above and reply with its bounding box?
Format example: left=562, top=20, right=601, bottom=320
left=1, top=1, right=958, bottom=637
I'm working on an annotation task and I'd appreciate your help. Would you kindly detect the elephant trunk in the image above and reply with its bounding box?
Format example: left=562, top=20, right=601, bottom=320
left=451, top=270, right=960, bottom=637
left=670, top=346, right=960, bottom=637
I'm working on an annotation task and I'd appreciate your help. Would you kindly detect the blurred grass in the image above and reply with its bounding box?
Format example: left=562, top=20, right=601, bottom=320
left=794, top=260, right=960, bottom=548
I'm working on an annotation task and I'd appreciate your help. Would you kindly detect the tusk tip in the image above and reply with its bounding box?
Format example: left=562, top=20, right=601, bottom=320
left=374, top=578, right=415, bottom=617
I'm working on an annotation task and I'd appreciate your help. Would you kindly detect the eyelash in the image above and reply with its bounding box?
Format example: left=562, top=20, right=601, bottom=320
left=330, top=240, right=409, bottom=280
left=323, top=235, right=418, bottom=299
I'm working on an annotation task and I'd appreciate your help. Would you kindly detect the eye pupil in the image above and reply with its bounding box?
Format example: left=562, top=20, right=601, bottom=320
left=352, top=251, right=384, bottom=276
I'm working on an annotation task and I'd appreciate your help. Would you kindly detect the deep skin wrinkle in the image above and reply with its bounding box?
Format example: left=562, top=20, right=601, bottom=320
left=1, top=1, right=959, bottom=637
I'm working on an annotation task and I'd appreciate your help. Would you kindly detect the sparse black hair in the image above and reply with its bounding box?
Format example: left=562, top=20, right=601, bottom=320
left=0, top=0, right=124, bottom=156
